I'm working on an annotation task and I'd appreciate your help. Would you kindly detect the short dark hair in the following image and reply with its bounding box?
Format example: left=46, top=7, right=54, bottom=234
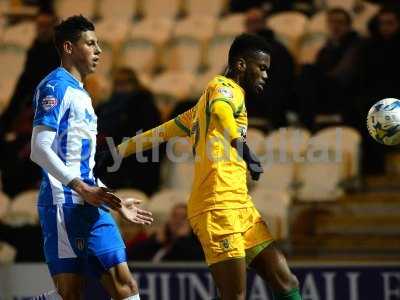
left=378, top=5, right=400, bottom=21
left=327, top=7, right=352, bottom=24
left=228, top=33, right=271, bottom=67
left=54, top=15, right=95, bottom=54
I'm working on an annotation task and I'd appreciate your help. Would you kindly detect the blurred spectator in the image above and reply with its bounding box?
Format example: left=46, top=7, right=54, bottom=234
left=0, top=11, right=59, bottom=196
left=229, top=0, right=315, bottom=14
left=244, top=8, right=295, bottom=130
left=295, top=8, right=362, bottom=130
left=230, top=0, right=272, bottom=13
left=0, top=222, right=43, bottom=261
left=127, top=203, right=204, bottom=261
left=0, top=11, right=59, bottom=135
left=358, top=6, right=400, bottom=174
left=96, top=67, right=162, bottom=195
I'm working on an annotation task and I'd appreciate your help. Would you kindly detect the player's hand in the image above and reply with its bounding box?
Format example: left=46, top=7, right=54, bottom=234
left=248, top=160, right=263, bottom=181
left=231, top=138, right=264, bottom=181
left=69, top=178, right=122, bottom=209
left=117, top=197, right=153, bottom=225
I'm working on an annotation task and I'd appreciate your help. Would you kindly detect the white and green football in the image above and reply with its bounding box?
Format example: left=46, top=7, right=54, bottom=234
left=367, top=98, right=400, bottom=146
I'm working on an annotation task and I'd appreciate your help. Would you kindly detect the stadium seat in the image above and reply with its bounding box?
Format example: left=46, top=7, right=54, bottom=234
left=193, top=67, right=222, bottom=97
left=95, top=19, right=129, bottom=47
left=0, top=191, right=10, bottom=220
left=129, top=17, right=173, bottom=45
left=313, top=126, right=361, bottom=179
left=0, top=45, right=26, bottom=85
left=175, top=15, right=217, bottom=41
left=206, top=36, right=233, bottom=72
left=266, top=11, right=308, bottom=56
left=266, top=127, right=311, bottom=157
left=217, top=13, right=246, bottom=37
left=255, top=127, right=311, bottom=193
left=250, top=189, right=292, bottom=240
left=0, top=77, right=17, bottom=114
left=2, top=21, right=35, bottom=49
left=166, top=16, right=216, bottom=72
left=185, top=0, right=226, bottom=17
left=151, top=71, right=195, bottom=119
left=296, top=158, right=345, bottom=201
left=164, top=37, right=204, bottom=73
left=139, top=0, right=181, bottom=19
left=353, top=2, right=380, bottom=36
left=120, top=39, right=159, bottom=74
left=3, top=190, right=39, bottom=226
left=152, top=71, right=195, bottom=101
left=295, top=127, right=361, bottom=201
left=162, top=136, right=195, bottom=191
left=148, top=189, right=189, bottom=225
left=98, top=0, right=136, bottom=22
left=0, top=241, right=17, bottom=264
left=246, top=127, right=265, bottom=155
left=307, top=11, right=328, bottom=36
left=298, top=33, right=326, bottom=64
left=325, top=0, right=356, bottom=11
left=55, top=0, right=96, bottom=20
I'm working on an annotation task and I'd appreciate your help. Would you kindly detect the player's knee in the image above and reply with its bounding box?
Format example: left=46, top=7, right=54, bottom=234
left=276, top=271, right=299, bottom=293
left=220, top=284, right=246, bottom=299
left=287, top=272, right=300, bottom=290
left=115, top=277, right=139, bottom=297
left=126, top=278, right=139, bottom=295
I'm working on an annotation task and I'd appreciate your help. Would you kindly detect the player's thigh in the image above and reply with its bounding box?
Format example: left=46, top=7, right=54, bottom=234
left=249, top=242, right=299, bottom=292
left=242, top=207, right=274, bottom=265
left=100, top=262, right=138, bottom=300
left=52, top=273, right=85, bottom=300
left=209, top=258, right=247, bottom=300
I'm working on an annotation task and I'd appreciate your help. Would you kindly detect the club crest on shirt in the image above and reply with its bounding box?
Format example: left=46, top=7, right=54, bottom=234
left=217, top=86, right=233, bottom=98
left=41, top=95, right=57, bottom=111
left=220, top=238, right=231, bottom=251
left=76, top=238, right=85, bottom=251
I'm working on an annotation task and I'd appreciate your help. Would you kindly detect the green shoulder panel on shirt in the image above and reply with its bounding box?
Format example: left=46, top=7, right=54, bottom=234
left=174, top=117, right=190, bottom=136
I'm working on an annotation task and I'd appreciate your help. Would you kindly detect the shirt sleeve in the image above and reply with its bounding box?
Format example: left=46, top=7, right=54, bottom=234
left=33, top=81, right=66, bottom=130
left=173, top=105, right=197, bottom=136
left=208, top=83, right=243, bottom=116
left=118, top=118, right=189, bottom=158
left=211, top=101, right=241, bottom=141
left=30, top=125, right=76, bottom=186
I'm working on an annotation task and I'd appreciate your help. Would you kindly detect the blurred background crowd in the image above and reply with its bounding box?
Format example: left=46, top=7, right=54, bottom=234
left=0, top=0, right=400, bottom=264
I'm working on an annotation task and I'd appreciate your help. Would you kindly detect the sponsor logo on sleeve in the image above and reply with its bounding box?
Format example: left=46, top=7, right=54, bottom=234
left=217, top=87, right=233, bottom=98
left=41, top=95, right=58, bottom=111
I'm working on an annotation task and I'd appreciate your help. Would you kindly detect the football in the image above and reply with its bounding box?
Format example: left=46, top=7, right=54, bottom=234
left=367, top=98, right=400, bottom=145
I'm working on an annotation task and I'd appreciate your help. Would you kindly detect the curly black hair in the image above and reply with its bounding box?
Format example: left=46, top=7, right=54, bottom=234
left=228, top=33, right=272, bottom=67
left=54, top=15, right=95, bottom=54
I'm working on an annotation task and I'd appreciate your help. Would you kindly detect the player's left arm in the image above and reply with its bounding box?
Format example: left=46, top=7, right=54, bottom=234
left=210, top=91, right=263, bottom=181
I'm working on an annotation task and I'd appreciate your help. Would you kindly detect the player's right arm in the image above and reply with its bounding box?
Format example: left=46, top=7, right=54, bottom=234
left=94, top=106, right=196, bottom=178
left=30, top=83, right=121, bottom=209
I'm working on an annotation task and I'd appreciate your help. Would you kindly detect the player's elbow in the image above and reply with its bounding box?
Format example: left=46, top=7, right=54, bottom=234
left=30, top=146, right=40, bottom=165
left=30, top=140, right=45, bottom=167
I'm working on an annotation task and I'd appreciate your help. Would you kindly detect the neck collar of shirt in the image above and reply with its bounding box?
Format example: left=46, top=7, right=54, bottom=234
left=59, top=67, right=84, bottom=88
left=218, top=75, right=244, bottom=95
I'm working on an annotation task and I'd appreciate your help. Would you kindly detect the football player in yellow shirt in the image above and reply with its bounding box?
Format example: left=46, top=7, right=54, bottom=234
left=96, top=34, right=301, bottom=300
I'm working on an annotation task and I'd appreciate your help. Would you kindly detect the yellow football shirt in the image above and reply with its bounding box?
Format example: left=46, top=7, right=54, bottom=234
left=174, top=75, right=253, bottom=219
